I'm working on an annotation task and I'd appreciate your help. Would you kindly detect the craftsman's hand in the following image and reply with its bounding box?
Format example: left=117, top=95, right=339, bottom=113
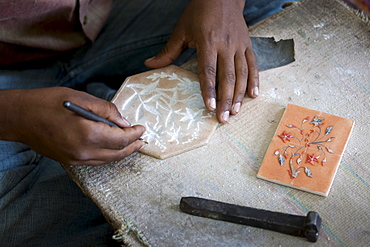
left=145, top=0, right=259, bottom=123
left=1, top=87, right=145, bottom=166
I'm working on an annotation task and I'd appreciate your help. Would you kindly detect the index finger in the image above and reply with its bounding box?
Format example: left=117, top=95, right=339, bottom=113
left=95, top=124, right=146, bottom=150
left=197, top=47, right=218, bottom=112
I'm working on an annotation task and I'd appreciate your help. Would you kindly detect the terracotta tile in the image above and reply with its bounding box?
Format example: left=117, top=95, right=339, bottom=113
left=257, top=104, right=355, bottom=196
left=111, top=65, right=218, bottom=159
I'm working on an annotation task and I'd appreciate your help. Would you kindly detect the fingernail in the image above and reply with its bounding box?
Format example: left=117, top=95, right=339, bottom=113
left=233, top=102, right=241, bottom=114
left=209, top=98, right=216, bottom=110
left=145, top=56, right=155, bottom=63
left=252, top=87, right=259, bottom=97
left=138, top=138, right=148, bottom=150
left=222, top=111, right=230, bottom=122
left=138, top=138, right=149, bottom=145
left=122, top=117, right=131, bottom=126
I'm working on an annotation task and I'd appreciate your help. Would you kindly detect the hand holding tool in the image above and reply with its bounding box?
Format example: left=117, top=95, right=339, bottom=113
left=63, top=101, right=148, bottom=144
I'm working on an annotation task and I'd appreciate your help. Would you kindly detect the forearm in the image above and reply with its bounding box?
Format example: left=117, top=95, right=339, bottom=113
left=188, top=0, right=246, bottom=14
left=236, top=0, right=247, bottom=9
left=0, top=89, right=24, bottom=141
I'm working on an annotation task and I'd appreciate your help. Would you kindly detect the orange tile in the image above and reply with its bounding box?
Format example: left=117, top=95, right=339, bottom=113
left=257, top=104, right=354, bottom=196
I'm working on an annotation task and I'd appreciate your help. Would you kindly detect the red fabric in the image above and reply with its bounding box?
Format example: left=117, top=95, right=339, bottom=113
left=343, top=0, right=370, bottom=16
left=0, top=0, right=112, bottom=66
left=79, top=0, right=114, bottom=41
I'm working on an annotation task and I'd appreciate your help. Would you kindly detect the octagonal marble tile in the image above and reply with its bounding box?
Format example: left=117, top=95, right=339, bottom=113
left=111, top=65, right=218, bottom=159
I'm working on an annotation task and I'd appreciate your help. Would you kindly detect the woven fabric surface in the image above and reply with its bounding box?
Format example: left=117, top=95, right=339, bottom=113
left=64, top=0, right=370, bottom=246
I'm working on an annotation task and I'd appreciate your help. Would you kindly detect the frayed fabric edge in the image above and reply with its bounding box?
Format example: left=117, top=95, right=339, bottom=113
left=112, top=218, right=151, bottom=247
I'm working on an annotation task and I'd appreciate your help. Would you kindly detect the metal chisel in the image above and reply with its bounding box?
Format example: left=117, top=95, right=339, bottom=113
left=180, top=197, right=321, bottom=242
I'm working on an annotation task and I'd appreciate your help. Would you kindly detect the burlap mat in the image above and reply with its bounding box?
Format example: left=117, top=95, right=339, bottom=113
left=64, top=0, right=370, bottom=246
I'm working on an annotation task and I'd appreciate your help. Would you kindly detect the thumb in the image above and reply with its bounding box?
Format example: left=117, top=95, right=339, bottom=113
left=144, top=35, right=185, bottom=68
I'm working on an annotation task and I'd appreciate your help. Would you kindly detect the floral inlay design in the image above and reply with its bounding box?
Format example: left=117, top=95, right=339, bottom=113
left=257, top=104, right=354, bottom=196
left=116, top=68, right=217, bottom=158
left=274, top=116, right=335, bottom=179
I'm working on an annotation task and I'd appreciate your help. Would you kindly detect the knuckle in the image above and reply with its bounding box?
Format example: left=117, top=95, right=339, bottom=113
left=245, top=45, right=254, bottom=54
left=83, top=131, right=99, bottom=145
left=117, top=139, right=130, bottom=150
left=161, top=44, right=176, bottom=62
left=66, top=150, right=89, bottom=165
left=239, top=66, right=249, bottom=78
left=201, top=84, right=216, bottom=94
left=74, top=150, right=90, bottom=161
left=248, top=73, right=260, bottom=85
left=204, top=30, right=217, bottom=45
left=224, top=71, right=236, bottom=84
left=201, top=65, right=217, bottom=78
left=223, top=34, right=232, bottom=47
left=218, top=97, right=233, bottom=107
left=116, top=150, right=130, bottom=160
left=201, top=85, right=216, bottom=100
left=238, top=91, right=247, bottom=98
left=107, top=101, right=118, bottom=113
left=249, top=64, right=259, bottom=74
left=105, top=102, right=123, bottom=120
left=113, top=148, right=133, bottom=161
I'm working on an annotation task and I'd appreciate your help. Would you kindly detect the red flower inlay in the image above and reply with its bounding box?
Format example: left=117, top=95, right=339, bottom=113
left=274, top=115, right=336, bottom=179
left=306, top=154, right=318, bottom=165
left=278, top=131, right=292, bottom=143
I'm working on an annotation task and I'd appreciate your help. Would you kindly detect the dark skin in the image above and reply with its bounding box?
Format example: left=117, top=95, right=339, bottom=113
left=0, top=0, right=259, bottom=166
left=0, top=87, right=145, bottom=166
left=145, top=0, right=259, bottom=123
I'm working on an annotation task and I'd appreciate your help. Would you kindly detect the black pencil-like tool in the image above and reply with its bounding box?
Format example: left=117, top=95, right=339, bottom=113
left=63, top=101, right=148, bottom=144
left=63, top=101, right=120, bottom=127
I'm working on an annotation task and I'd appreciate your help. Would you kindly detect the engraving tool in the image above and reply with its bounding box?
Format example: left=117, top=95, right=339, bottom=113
left=63, top=101, right=148, bottom=144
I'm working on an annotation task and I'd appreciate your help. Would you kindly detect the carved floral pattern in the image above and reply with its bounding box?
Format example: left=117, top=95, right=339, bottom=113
left=274, top=116, right=336, bottom=179
left=120, top=71, right=215, bottom=152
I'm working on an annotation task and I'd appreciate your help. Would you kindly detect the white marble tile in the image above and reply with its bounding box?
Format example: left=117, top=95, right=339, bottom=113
left=112, top=65, right=218, bottom=159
